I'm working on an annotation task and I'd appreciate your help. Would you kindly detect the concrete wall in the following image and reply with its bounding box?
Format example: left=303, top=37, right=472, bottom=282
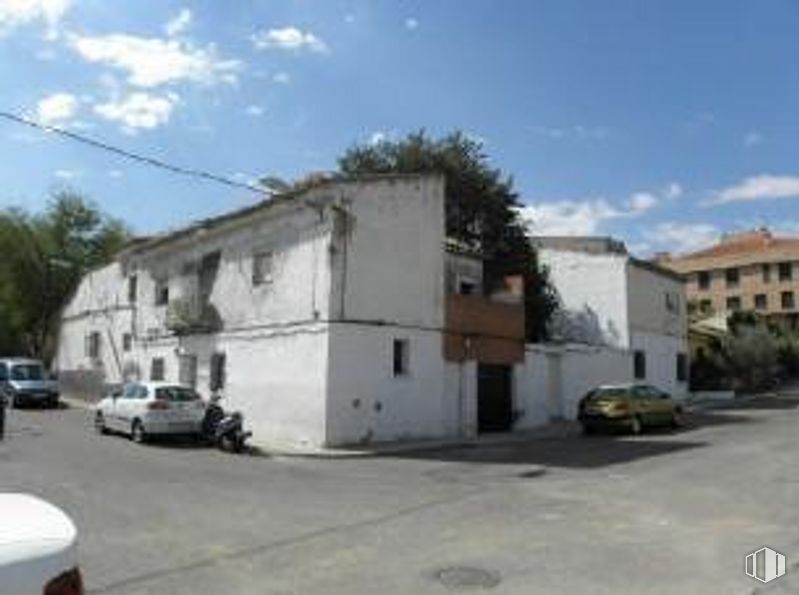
left=539, top=249, right=630, bottom=347
left=630, top=331, right=688, bottom=400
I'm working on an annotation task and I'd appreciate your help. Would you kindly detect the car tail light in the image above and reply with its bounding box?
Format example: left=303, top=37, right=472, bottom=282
left=44, top=567, right=83, bottom=595
left=148, top=400, right=170, bottom=410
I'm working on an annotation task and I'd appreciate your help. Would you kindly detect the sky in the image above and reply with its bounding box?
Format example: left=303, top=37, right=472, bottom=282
left=1, top=0, right=799, bottom=256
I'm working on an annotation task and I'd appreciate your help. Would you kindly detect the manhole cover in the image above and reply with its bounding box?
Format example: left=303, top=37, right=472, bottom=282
left=434, top=566, right=501, bottom=590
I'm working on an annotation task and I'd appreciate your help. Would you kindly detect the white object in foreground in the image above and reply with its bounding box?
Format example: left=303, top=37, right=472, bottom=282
left=0, top=493, right=82, bottom=595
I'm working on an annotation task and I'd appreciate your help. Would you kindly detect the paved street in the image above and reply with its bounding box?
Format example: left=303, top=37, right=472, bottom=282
left=2, top=398, right=799, bottom=595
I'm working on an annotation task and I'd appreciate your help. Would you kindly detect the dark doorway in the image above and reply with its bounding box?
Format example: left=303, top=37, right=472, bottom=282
left=477, top=364, right=513, bottom=433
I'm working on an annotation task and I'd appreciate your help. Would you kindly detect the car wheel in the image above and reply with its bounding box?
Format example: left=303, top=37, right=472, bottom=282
left=630, top=415, right=643, bottom=435
left=94, top=412, right=108, bottom=435
left=131, top=420, right=147, bottom=444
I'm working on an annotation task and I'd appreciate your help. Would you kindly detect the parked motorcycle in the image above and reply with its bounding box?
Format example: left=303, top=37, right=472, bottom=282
left=201, top=395, right=252, bottom=453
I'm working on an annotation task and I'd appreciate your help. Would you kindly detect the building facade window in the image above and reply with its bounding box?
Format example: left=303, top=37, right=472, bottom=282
left=128, top=274, right=138, bottom=303
left=779, top=262, right=793, bottom=281
left=665, top=292, right=680, bottom=314
left=252, top=251, right=274, bottom=286
left=699, top=299, right=713, bottom=313
left=633, top=350, right=646, bottom=380
left=697, top=271, right=711, bottom=290
left=762, top=264, right=772, bottom=283
left=725, top=268, right=739, bottom=288
left=150, top=357, right=165, bottom=381
left=782, top=291, right=795, bottom=310
left=754, top=294, right=768, bottom=310
left=154, top=278, right=169, bottom=305
left=676, top=353, right=688, bottom=382
left=210, top=352, right=226, bottom=391
left=393, top=339, right=410, bottom=377
left=726, top=296, right=742, bottom=311
left=86, top=332, right=101, bottom=358
left=178, top=354, right=198, bottom=388
left=122, top=332, right=132, bottom=352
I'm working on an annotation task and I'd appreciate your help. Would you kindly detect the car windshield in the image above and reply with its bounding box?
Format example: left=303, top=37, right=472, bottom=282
left=585, top=388, right=630, bottom=400
left=10, top=364, right=45, bottom=381
left=155, top=386, right=201, bottom=402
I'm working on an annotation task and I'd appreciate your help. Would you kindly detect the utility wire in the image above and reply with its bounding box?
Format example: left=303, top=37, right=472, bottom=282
left=0, top=110, right=274, bottom=197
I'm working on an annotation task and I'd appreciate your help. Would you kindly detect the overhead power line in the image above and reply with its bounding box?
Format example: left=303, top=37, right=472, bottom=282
left=0, top=110, right=273, bottom=197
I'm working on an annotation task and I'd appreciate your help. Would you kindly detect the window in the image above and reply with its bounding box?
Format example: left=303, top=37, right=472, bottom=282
left=779, top=262, right=793, bottom=281
left=122, top=333, right=132, bottom=352
left=633, top=351, right=646, bottom=380
left=128, top=274, right=138, bottom=303
left=762, top=264, right=771, bottom=283
left=86, top=331, right=101, bottom=358
left=676, top=353, right=688, bottom=382
left=782, top=291, right=795, bottom=310
left=726, top=296, right=741, bottom=311
left=150, top=357, right=165, bottom=381
left=210, top=352, right=226, bottom=391
left=665, top=292, right=680, bottom=314
left=393, top=339, right=410, bottom=377
left=458, top=279, right=477, bottom=295
left=754, top=294, right=768, bottom=310
left=154, top=278, right=169, bottom=305
left=699, top=299, right=713, bottom=313
left=697, top=271, right=710, bottom=290
left=252, top=251, right=273, bottom=286
left=178, top=354, right=198, bottom=388
left=725, top=268, right=739, bottom=288
left=0, top=363, right=7, bottom=381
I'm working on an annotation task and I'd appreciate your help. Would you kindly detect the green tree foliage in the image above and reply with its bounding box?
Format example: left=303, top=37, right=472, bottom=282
left=0, top=191, right=129, bottom=360
left=337, top=130, right=559, bottom=341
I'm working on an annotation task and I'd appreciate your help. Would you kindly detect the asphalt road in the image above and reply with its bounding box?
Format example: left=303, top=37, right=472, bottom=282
left=2, top=397, right=799, bottom=595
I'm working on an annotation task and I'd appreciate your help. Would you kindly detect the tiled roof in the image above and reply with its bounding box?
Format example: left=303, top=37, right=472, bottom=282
left=662, top=229, right=799, bottom=271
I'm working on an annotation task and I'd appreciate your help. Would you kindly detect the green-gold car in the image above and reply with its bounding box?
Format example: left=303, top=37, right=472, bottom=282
left=577, top=384, right=684, bottom=435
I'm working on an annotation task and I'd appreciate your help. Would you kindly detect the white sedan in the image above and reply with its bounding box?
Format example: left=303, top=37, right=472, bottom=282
left=94, top=382, right=206, bottom=443
left=0, top=493, right=82, bottom=595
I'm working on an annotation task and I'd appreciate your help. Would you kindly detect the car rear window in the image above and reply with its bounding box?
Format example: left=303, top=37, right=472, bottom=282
left=10, top=364, right=44, bottom=381
left=155, top=386, right=201, bottom=402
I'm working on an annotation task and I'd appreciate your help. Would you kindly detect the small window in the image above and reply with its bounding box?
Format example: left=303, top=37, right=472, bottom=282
left=665, top=292, right=680, bottom=314
left=122, top=333, right=132, bottom=352
left=154, top=278, right=169, bottom=305
left=779, top=262, right=793, bottom=281
left=86, top=331, right=101, bottom=358
left=726, top=296, right=741, bottom=311
left=676, top=353, right=688, bottom=382
left=762, top=264, right=771, bottom=283
left=633, top=351, right=646, bottom=380
left=393, top=339, right=410, bottom=377
left=128, top=274, right=138, bottom=303
left=754, top=294, right=768, bottom=310
left=725, top=268, right=739, bottom=288
left=697, top=271, right=710, bottom=290
left=699, top=299, right=713, bottom=313
left=252, top=251, right=274, bottom=286
left=150, top=357, right=165, bottom=381
left=782, top=291, right=795, bottom=310
left=178, top=354, right=198, bottom=388
left=210, top=352, right=226, bottom=391
left=458, top=280, right=477, bottom=295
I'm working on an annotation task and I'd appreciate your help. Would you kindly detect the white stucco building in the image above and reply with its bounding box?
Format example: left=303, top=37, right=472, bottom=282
left=534, top=236, right=689, bottom=399
left=56, top=175, right=533, bottom=448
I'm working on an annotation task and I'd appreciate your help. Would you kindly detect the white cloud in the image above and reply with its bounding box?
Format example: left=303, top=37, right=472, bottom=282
left=94, top=92, right=178, bottom=133
left=35, top=92, right=78, bottom=126
left=744, top=131, right=764, bottom=147
left=664, top=182, right=683, bottom=200
left=245, top=105, right=264, bottom=117
left=53, top=168, right=80, bottom=180
left=710, top=174, right=799, bottom=205
left=520, top=189, right=660, bottom=237
left=0, top=0, right=70, bottom=38
left=272, top=71, right=290, bottom=84
left=108, top=169, right=123, bottom=178
left=165, top=8, right=192, bottom=36
left=69, top=33, right=241, bottom=88
left=405, top=18, right=419, bottom=30
left=650, top=222, right=719, bottom=254
left=251, top=27, right=328, bottom=53
left=532, top=124, right=609, bottom=141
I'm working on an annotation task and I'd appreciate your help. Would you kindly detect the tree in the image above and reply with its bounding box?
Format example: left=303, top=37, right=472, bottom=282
left=337, top=130, right=559, bottom=341
left=0, top=191, right=129, bottom=361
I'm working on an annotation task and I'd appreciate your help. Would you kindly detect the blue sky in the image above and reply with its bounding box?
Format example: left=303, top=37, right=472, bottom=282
left=2, top=1, right=799, bottom=255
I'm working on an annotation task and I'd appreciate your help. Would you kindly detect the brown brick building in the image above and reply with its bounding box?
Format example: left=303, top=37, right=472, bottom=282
left=658, top=228, right=799, bottom=323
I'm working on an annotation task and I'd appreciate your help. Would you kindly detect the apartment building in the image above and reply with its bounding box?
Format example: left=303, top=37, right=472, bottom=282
left=658, top=228, right=799, bottom=323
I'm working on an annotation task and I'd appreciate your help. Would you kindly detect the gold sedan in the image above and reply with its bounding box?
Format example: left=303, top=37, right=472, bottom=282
left=577, top=384, right=684, bottom=435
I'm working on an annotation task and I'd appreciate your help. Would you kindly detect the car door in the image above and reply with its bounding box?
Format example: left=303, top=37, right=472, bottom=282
left=113, top=383, right=139, bottom=433
left=649, top=386, right=674, bottom=425
left=103, top=386, right=124, bottom=431
left=632, top=385, right=658, bottom=424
